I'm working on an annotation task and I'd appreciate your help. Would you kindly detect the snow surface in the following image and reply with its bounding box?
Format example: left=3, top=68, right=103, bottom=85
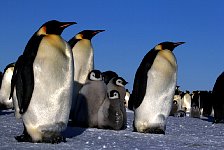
left=1, top=109, right=224, bottom=150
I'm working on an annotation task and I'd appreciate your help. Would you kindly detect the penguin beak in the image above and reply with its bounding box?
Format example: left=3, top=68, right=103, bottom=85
left=60, top=22, right=77, bottom=28
left=93, top=30, right=105, bottom=35
left=174, top=42, right=185, bottom=47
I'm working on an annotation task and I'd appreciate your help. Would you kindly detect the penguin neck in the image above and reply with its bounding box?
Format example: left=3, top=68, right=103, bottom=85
left=73, top=39, right=94, bottom=84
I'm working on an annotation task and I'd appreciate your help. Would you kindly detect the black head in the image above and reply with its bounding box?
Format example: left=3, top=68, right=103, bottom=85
left=155, top=41, right=185, bottom=51
left=112, top=77, right=128, bottom=87
left=38, top=20, right=76, bottom=35
left=108, top=90, right=120, bottom=99
left=4, top=62, right=15, bottom=73
left=102, top=70, right=118, bottom=84
left=88, top=69, right=102, bottom=81
left=77, top=30, right=105, bottom=40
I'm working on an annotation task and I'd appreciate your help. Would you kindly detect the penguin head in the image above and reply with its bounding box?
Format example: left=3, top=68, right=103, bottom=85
left=155, top=41, right=185, bottom=51
left=102, top=70, right=118, bottom=84
left=4, top=63, right=15, bottom=74
left=108, top=90, right=120, bottom=99
left=37, top=20, right=76, bottom=36
left=88, top=70, right=103, bottom=81
left=112, top=77, right=128, bottom=87
left=75, top=30, right=105, bottom=40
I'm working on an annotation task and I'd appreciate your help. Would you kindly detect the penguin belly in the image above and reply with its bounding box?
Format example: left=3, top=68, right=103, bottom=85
left=134, top=50, right=177, bottom=134
left=98, top=97, right=124, bottom=130
left=22, top=35, right=74, bottom=142
left=73, top=39, right=93, bottom=84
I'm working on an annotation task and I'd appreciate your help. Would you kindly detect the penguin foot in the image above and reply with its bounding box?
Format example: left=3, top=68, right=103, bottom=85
left=143, top=127, right=165, bottom=134
left=15, top=133, right=32, bottom=142
left=42, top=135, right=66, bottom=144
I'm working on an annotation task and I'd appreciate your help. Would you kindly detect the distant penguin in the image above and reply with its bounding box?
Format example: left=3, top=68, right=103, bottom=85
left=190, top=105, right=200, bottom=118
left=98, top=90, right=125, bottom=130
left=212, top=72, right=224, bottom=123
left=102, top=70, right=118, bottom=84
left=182, top=91, right=191, bottom=114
left=0, top=63, right=15, bottom=109
left=170, top=100, right=178, bottom=116
left=129, top=41, right=185, bottom=134
left=73, top=70, right=107, bottom=128
left=10, top=20, right=76, bottom=143
left=68, top=30, right=105, bottom=120
left=124, top=89, right=131, bottom=108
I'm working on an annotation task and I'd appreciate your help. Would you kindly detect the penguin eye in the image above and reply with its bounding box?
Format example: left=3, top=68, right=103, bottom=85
left=116, top=79, right=124, bottom=87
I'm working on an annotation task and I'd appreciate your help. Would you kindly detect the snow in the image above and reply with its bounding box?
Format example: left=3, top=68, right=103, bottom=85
left=1, top=109, right=224, bottom=149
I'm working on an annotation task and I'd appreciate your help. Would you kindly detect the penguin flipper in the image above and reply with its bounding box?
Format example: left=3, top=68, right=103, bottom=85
left=19, top=63, right=34, bottom=113
left=130, top=50, right=159, bottom=109
left=11, top=56, right=35, bottom=114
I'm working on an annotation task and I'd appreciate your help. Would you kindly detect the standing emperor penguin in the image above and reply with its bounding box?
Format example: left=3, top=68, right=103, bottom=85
left=128, top=41, right=185, bottom=134
left=73, top=70, right=107, bottom=128
left=10, top=20, right=76, bottom=143
left=68, top=30, right=105, bottom=120
left=0, top=63, right=15, bottom=109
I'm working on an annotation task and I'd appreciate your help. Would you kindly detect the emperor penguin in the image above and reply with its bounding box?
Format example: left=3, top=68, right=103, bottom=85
left=73, top=69, right=107, bottom=128
left=10, top=20, right=76, bottom=143
left=128, top=41, right=185, bottom=134
left=98, top=90, right=125, bottom=130
left=68, top=30, right=105, bottom=120
left=0, top=63, right=15, bottom=109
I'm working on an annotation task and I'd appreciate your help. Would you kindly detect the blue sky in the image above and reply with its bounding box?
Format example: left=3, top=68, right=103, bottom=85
left=0, top=1, right=223, bottom=92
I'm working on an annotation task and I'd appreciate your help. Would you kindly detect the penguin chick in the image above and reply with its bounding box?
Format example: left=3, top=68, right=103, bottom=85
left=106, top=76, right=128, bottom=128
left=98, top=90, right=125, bottom=130
left=73, top=69, right=107, bottom=128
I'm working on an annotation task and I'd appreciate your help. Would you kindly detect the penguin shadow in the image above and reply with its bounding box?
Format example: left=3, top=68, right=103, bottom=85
left=62, top=126, right=86, bottom=138
left=0, top=109, right=14, bottom=115
left=201, top=116, right=214, bottom=123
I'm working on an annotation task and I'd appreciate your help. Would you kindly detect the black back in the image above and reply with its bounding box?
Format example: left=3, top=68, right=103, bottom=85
left=128, top=49, right=159, bottom=110
left=212, top=72, right=224, bottom=122
left=0, top=71, right=3, bottom=89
